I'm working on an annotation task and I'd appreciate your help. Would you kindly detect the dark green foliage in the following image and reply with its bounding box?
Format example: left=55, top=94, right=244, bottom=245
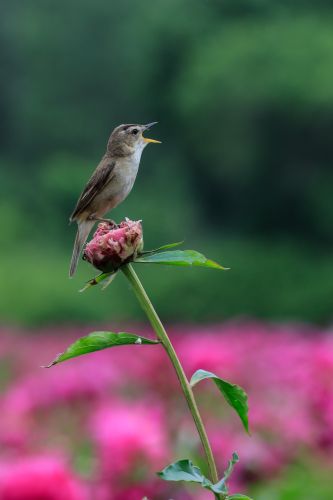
left=2, top=0, right=333, bottom=324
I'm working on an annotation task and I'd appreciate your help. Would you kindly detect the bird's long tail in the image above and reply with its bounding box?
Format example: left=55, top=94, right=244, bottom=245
left=69, top=220, right=95, bottom=277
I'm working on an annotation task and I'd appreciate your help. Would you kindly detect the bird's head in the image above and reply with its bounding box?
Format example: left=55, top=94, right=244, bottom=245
left=107, top=122, right=161, bottom=156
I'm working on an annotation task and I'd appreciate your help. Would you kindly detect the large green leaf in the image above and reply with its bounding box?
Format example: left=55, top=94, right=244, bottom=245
left=43, top=332, right=159, bottom=367
left=135, top=249, right=228, bottom=270
left=190, top=369, right=249, bottom=433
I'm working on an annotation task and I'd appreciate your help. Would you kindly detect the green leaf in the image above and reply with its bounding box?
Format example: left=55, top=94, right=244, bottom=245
left=157, top=459, right=205, bottom=484
left=190, top=369, right=249, bottom=433
left=157, top=456, right=243, bottom=497
left=211, top=453, right=239, bottom=494
left=43, top=332, right=160, bottom=367
left=139, top=241, right=184, bottom=255
left=135, top=249, right=228, bottom=270
left=228, top=495, right=253, bottom=499
left=222, top=452, right=239, bottom=484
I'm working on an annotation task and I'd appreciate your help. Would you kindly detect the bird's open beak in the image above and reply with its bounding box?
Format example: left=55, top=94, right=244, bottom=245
left=142, top=122, right=161, bottom=143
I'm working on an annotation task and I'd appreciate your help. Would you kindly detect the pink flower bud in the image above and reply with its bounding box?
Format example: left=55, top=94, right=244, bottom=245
left=83, top=219, right=143, bottom=272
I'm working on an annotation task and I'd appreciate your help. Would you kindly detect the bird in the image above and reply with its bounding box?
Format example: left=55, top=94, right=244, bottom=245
left=69, top=122, right=160, bottom=277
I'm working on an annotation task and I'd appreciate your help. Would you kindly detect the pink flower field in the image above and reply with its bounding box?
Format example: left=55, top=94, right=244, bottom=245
left=0, top=321, right=333, bottom=499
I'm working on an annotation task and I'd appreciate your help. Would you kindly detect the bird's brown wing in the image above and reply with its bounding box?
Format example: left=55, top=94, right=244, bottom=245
left=70, top=158, right=116, bottom=221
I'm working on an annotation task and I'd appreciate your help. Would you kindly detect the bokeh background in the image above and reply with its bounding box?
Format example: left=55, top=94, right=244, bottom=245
left=1, top=1, right=333, bottom=498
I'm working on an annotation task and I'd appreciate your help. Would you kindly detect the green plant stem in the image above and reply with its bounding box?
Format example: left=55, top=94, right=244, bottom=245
left=122, top=264, right=221, bottom=495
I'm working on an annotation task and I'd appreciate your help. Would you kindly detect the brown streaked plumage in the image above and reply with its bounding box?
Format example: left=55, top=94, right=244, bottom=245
left=69, top=122, right=160, bottom=277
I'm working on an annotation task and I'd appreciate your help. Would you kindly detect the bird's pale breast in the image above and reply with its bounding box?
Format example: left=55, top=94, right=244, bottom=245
left=91, top=155, right=141, bottom=216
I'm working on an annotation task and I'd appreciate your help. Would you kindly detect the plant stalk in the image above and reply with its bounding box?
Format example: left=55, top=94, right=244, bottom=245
left=122, top=264, right=220, bottom=493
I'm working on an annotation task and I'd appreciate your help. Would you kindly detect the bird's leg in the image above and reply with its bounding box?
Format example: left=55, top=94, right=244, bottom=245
left=88, top=215, right=118, bottom=227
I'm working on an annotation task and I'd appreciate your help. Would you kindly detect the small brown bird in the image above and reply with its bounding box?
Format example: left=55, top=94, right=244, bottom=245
left=69, top=122, right=160, bottom=276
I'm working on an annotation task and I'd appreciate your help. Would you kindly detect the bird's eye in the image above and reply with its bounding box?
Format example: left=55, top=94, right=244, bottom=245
left=131, top=129, right=138, bottom=135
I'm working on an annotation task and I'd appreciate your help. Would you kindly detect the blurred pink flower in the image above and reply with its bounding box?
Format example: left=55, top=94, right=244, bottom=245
left=0, top=411, right=31, bottom=450
left=111, top=482, right=162, bottom=500
left=2, top=354, right=121, bottom=415
left=1, top=323, right=333, bottom=497
left=0, top=456, right=86, bottom=500
left=176, top=332, right=239, bottom=378
left=90, top=402, right=169, bottom=478
left=84, top=220, right=143, bottom=272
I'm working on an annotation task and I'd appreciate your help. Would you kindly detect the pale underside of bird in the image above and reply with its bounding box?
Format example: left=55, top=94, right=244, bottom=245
left=69, top=122, right=160, bottom=277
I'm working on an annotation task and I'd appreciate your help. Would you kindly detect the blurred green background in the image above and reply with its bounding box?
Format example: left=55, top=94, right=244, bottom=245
left=1, top=0, right=333, bottom=326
